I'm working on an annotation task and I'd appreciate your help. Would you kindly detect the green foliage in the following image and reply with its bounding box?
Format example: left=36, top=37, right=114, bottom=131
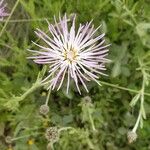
left=0, top=0, right=150, bottom=149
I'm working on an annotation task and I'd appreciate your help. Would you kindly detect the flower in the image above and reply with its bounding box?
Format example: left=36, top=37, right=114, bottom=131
left=28, top=14, right=110, bottom=94
left=27, top=139, right=34, bottom=145
left=0, top=0, right=9, bottom=20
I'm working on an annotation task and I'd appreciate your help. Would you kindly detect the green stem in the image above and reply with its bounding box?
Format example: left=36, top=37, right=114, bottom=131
left=11, top=133, right=42, bottom=141
left=58, top=127, right=74, bottom=132
left=121, top=1, right=137, bottom=25
left=45, top=88, right=51, bottom=105
left=132, top=81, right=145, bottom=132
left=99, top=81, right=150, bottom=96
left=132, top=109, right=142, bottom=133
left=19, top=80, right=42, bottom=101
left=86, top=138, right=94, bottom=149
left=88, top=109, right=96, bottom=131
left=132, top=58, right=147, bottom=132
left=49, top=143, right=54, bottom=150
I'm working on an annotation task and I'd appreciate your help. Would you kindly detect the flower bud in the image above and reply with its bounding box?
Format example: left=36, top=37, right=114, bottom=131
left=39, top=105, right=49, bottom=115
left=127, top=131, right=137, bottom=143
left=5, top=136, right=12, bottom=144
left=45, top=127, right=59, bottom=143
left=83, top=96, right=92, bottom=104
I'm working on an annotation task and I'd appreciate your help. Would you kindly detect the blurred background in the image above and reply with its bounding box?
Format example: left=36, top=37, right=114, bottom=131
left=0, top=0, right=150, bottom=149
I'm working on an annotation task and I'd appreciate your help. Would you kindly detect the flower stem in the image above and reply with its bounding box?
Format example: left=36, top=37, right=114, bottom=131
left=88, top=108, right=96, bottom=132
left=48, top=143, right=54, bottom=150
left=19, top=80, right=42, bottom=101
left=45, top=88, right=51, bottom=105
left=58, top=127, right=74, bottom=132
left=11, top=133, right=42, bottom=141
left=132, top=57, right=147, bottom=132
left=99, top=81, right=150, bottom=96
left=132, top=110, right=141, bottom=133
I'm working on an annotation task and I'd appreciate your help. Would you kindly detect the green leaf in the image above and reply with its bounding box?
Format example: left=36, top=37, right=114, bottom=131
left=136, top=22, right=150, bottom=48
left=130, top=93, right=140, bottom=107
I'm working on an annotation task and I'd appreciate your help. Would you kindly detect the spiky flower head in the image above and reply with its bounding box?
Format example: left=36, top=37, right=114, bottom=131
left=0, top=0, right=9, bottom=20
left=45, top=127, right=59, bottom=143
left=28, top=14, right=110, bottom=94
left=5, top=136, right=12, bottom=144
left=127, top=131, right=137, bottom=143
left=39, top=104, right=49, bottom=115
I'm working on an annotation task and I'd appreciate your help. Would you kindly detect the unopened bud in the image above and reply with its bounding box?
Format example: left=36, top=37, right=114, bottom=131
left=5, top=136, right=12, bottom=144
left=127, top=131, right=137, bottom=143
left=83, top=96, right=92, bottom=103
left=45, top=127, right=59, bottom=143
left=40, top=105, right=49, bottom=115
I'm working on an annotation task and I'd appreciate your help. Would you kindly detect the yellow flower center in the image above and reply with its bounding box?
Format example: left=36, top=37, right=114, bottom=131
left=64, top=48, right=78, bottom=63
